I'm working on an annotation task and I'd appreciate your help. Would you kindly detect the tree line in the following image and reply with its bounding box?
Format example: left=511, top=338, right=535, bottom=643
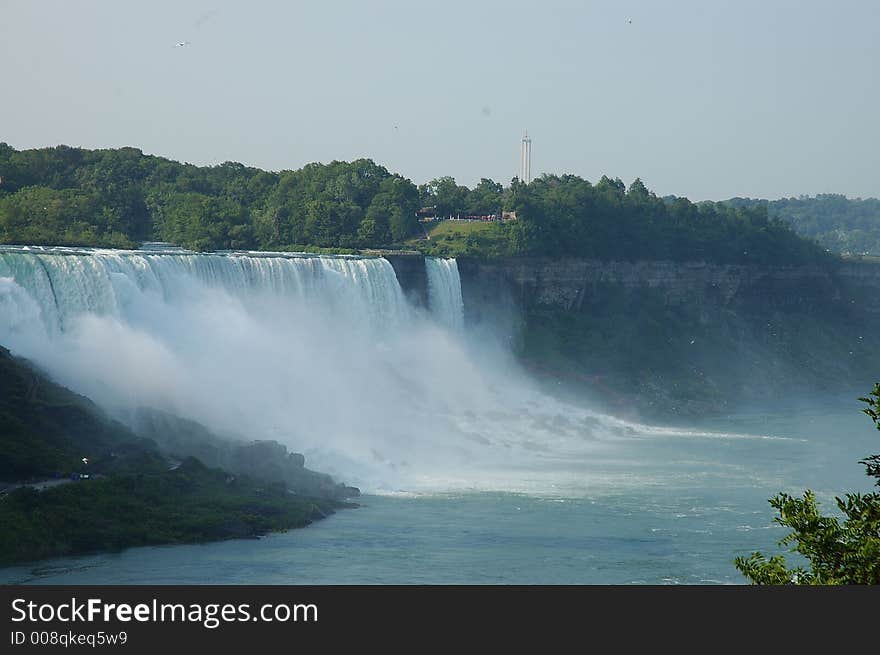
left=0, top=144, right=421, bottom=251
left=724, top=194, right=880, bottom=257
left=505, top=176, right=831, bottom=264
left=0, top=143, right=834, bottom=265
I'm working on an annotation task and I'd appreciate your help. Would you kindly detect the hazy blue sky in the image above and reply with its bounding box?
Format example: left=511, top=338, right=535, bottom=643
left=2, top=0, right=878, bottom=200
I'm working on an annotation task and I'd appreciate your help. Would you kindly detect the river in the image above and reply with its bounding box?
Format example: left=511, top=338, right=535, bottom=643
left=0, top=246, right=875, bottom=583
left=1, top=401, right=874, bottom=585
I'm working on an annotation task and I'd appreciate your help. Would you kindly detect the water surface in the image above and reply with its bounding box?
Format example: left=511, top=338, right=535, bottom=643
left=3, top=403, right=874, bottom=585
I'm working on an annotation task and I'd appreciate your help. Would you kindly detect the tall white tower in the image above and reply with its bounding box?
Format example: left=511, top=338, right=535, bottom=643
left=520, top=131, right=532, bottom=184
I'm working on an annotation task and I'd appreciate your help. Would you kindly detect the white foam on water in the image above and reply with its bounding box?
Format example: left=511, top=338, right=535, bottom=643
left=0, top=246, right=794, bottom=495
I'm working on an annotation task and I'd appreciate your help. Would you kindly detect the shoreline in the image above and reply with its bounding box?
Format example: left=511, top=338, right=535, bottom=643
left=0, top=461, right=360, bottom=569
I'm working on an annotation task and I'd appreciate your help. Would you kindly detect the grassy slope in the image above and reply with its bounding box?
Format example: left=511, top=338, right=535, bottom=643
left=409, top=220, right=514, bottom=258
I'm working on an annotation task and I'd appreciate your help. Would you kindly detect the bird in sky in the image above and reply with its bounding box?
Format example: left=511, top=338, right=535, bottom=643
left=175, top=41, right=191, bottom=47
left=627, top=19, right=632, bottom=24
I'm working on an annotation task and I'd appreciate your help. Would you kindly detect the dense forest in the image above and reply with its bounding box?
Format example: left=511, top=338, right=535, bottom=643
left=0, top=143, right=420, bottom=251
left=505, top=176, right=829, bottom=264
left=723, top=194, right=880, bottom=257
left=0, top=143, right=834, bottom=265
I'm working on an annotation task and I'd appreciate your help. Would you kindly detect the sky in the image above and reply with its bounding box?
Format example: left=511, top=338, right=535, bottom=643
left=1, top=0, right=878, bottom=200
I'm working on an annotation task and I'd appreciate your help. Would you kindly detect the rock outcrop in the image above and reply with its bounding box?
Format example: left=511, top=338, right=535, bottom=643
left=132, top=408, right=360, bottom=500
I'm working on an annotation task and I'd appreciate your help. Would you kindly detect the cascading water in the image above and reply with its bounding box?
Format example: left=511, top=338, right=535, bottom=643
left=0, top=247, right=408, bottom=334
left=0, top=245, right=788, bottom=496
left=425, top=257, right=464, bottom=331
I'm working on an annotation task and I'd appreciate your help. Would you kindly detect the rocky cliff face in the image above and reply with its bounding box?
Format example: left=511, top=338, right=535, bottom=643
left=451, top=257, right=880, bottom=417
left=385, top=254, right=428, bottom=308
left=456, top=258, right=880, bottom=318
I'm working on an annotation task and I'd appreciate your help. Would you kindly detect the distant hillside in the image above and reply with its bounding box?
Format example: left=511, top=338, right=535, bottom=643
left=722, top=194, right=880, bottom=256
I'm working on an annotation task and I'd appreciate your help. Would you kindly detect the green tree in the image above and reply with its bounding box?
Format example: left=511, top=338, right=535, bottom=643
left=627, top=177, right=650, bottom=199
left=467, top=178, right=504, bottom=215
left=735, top=385, right=880, bottom=584
left=725, top=194, right=880, bottom=256
left=0, top=143, right=837, bottom=262
left=424, top=176, right=468, bottom=218
left=304, top=199, right=362, bottom=247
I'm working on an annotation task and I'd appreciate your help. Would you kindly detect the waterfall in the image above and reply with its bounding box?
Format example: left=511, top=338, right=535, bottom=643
left=0, top=247, right=409, bottom=336
left=425, top=257, right=464, bottom=331
left=0, top=246, right=439, bottom=489
left=0, top=245, right=753, bottom=496
left=0, top=246, right=499, bottom=492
